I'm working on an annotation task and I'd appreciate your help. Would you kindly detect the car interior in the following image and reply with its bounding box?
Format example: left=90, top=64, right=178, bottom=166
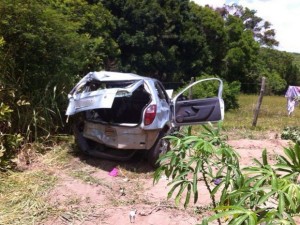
left=86, top=83, right=151, bottom=124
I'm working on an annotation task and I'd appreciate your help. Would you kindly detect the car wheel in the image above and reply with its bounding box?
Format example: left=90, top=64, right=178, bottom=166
left=73, top=118, right=92, bottom=153
left=148, top=132, right=170, bottom=168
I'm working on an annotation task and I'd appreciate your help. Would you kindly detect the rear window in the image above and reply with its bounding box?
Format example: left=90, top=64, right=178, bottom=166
left=77, top=80, right=140, bottom=94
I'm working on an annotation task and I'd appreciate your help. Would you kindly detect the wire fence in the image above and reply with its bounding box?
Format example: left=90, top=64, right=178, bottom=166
left=162, top=79, right=289, bottom=96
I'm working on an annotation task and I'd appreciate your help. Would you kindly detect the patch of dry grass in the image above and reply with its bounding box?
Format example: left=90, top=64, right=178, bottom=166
left=0, top=170, right=57, bottom=224
left=70, top=169, right=113, bottom=189
left=223, top=95, right=300, bottom=139
left=0, top=143, right=74, bottom=225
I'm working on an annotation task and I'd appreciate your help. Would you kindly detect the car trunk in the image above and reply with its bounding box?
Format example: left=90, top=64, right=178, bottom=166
left=66, top=72, right=152, bottom=126
left=85, top=84, right=151, bottom=125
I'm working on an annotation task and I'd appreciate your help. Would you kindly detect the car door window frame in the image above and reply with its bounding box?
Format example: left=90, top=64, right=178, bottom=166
left=172, top=78, right=224, bottom=126
left=155, top=81, right=170, bottom=103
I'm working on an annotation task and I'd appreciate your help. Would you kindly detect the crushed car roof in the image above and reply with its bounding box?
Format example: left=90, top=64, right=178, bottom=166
left=83, top=71, right=148, bottom=82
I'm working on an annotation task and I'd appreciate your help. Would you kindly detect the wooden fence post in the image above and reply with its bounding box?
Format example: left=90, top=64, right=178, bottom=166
left=252, top=77, right=266, bottom=127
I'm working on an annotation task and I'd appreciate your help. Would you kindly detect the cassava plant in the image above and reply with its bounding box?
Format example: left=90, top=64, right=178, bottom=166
left=154, top=123, right=300, bottom=225
left=275, top=143, right=300, bottom=183
left=153, top=123, right=242, bottom=225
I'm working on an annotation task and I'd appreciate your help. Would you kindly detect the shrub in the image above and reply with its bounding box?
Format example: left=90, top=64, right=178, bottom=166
left=263, top=70, right=287, bottom=95
left=0, top=101, right=23, bottom=170
left=181, top=74, right=241, bottom=111
left=281, top=126, right=300, bottom=144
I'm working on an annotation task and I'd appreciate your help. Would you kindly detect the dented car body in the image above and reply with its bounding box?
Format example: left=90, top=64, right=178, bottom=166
left=66, top=71, right=224, bottom=166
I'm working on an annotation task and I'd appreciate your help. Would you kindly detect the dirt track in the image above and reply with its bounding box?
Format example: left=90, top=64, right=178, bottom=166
left=37, top=137, right=295, bottom=225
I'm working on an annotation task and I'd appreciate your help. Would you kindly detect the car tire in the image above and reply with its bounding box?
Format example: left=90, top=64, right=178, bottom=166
left=148, top=132, right=170, bottom=168
left=73, top=118, right=92, bottom=154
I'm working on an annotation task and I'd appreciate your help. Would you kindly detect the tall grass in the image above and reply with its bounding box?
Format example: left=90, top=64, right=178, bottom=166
left=222, top=95, right=300, bottom=138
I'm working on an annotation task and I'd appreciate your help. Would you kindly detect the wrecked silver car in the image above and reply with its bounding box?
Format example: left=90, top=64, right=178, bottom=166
left=66, top=71, right=224, bottom=166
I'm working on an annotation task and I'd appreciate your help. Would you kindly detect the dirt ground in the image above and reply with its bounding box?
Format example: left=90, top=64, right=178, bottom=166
left=33, top=134, right=296, bottom=225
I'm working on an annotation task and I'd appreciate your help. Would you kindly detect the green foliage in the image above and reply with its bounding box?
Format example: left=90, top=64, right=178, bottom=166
left=276, top=143, right=300, bottom=181
left=258, top=48, right=300, bottom=89
left=193, top=4, right=227, bottom=76
left=103, top=0, right=194, bottom=81
left=0, top=0, right=102, bottom=168
left=281, top=126, right=300, bottom=144
left=264, top=71, right=287, bottom=94
left=155, top=123, right=300, bottom=225
left=291, top=53, right=300, bottom=69
left=0, top=103, right=12, bottom=121
left=0, top=0, right=80, bottom=136
left=154, top=123, right=241, bottom=211
left=216, top=4, right=299, bottom=94
left=182, top=74, right=241, bottom=111
left=49, top=0, right=119, bottom=71
left=179, top=3, right=227, bottom=79
left=0, top=100, right=23, bottom=170
left=222, top=4, right=279, bottom=47
left=0, top=82, right=24, bottom=169
left=222, top=80, right=241, bottom=110
left=223, top=15, right=260, bottom=91
left=0, top=0, right=117, bottom=147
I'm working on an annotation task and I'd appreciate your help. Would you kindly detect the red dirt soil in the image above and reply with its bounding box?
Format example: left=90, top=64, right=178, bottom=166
left=39, top=136, right=299, bottom=225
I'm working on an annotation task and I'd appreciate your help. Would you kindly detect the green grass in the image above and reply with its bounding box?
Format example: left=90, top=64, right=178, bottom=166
left=222, top=94, right=300, bottom=138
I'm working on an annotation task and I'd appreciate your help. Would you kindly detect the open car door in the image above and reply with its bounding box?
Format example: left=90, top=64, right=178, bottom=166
left=172, top=78, right=224, bottom=126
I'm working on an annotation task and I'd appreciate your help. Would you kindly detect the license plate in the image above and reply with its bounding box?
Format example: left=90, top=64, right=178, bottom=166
left=105, top=126, right=117, bottom=137
left=75, top=98, right=93, bottom=109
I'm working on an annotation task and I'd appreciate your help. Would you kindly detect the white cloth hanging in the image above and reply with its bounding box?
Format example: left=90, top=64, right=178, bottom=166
left=287, top=97, right=296, bottom=115
left=285, top=86, right=300, bottom=115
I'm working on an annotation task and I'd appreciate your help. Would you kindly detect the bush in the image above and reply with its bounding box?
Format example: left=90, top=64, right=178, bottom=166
left=0, top=101, right=23, bottom=170
left=263, top=71, right=287, bottom=95
left=183, top=74, right=241, bottom=111
left=281, top=126, right=300, bottom=144
left=223, top=80, right=241, bottom=110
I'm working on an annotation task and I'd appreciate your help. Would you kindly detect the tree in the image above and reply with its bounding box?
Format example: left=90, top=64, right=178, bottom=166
left=102, top=1, right=229, bottom=82
left=0, top=0, right=87, bottom=93
left=258, top=48, right=300, bottom=91
left=0, top=0, right=115, bottom=138
left=180, top=3, right=227, bottom=78
left=102, top=0, right=192, bottom=81
left=49, top=0, right=120, bottom=71
left=223, top=15, right=260, bottom=92
left=217, top=4, right=279, bottom=47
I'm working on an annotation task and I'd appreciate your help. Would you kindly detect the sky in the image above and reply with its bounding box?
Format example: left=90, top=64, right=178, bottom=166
left=193, top=0, right=300, bottom=53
